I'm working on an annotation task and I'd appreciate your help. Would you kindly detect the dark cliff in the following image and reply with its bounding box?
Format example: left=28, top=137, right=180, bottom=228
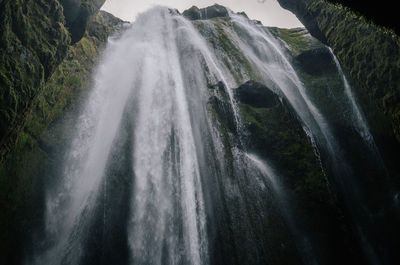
left=325, top=0, right=399, bottom=34
left=0, top=0, right=105, bottom=161
left=276, top=0, right=400, bottom=143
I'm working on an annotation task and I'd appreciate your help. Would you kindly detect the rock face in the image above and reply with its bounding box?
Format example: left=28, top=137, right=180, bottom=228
left=195, top=15, right=399, bottom=263
left=0, top=0, right=105, bottom=162
left=235, top=81, right=279, bottom=108
left=272, top=21, right=400, bottom=264
left=183, top=4, right=229, bottom=20
left=235, top=80, right=366, bottom=265
left=322, top=0, right=399, bottom=34
left=274, top=23, right=400, bottom=265
left=294, top=47, right=336, bottom=75
left=0, top=10, right=123, bottom=264
left=60, top=0, right=106, bottom=43
left=277, top=0, right=400, bottom=143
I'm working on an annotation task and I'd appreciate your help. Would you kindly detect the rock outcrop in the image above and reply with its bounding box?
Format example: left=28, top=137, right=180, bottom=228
left=277, top=0, right=400, bottom=142
left=183, top=4, right=229, bottom=20
left=273, top=21, right=400, bottom=264
left=60, top=0, right=106, bottom=43
left=0, top=0, right=105, bottom=162
left=235, top=81, right=279, bottom=108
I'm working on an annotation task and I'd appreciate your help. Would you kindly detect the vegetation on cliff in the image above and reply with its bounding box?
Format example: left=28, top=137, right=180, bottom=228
left=0, top=0, right=70, bottom=156
left=277, top=0, right=400, bottom=143
left=0, top=0, right=105, bottom=162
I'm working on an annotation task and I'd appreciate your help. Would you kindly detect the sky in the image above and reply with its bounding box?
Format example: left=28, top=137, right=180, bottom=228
left=101, top=0, right=303, bottom=28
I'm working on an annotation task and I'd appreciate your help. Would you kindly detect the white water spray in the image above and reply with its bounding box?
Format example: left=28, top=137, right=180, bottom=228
left=30, top=6, right=390, bottom=265
left=329, top=48, right=376, bottom=145
left=245, top=153, right=319, bottom=265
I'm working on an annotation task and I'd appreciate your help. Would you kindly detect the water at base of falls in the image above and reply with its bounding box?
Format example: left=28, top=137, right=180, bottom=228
left=29, top=5, right=395, bottom=265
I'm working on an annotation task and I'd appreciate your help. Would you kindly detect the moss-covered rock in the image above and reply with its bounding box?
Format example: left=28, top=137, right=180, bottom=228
left=273, top=13, right=400, bottom=263
left=235, top=80, right=367, bottom=265
left=0, top=11, right=123, bottom=264
left=60, top=0, right=106, bottom=43
left=277, top=0, right=400, bottom=143
left=183, top=4, right=229, bottom=20
left=0, top=0, right=69, bottom=156
left=193, top=17, right=260, bottom=84
left=295, top=47, right=336, bottom=75
left=235, top=80, right=279, bottom=108
left=0, top=0, right=105, bottom=163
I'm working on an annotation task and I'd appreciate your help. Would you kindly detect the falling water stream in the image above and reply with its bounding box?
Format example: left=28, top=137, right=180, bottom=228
left=224, top=12, right=388, bottom=265
left=33, top=7, right=244, bottom=265
left=329, top=49, right=378, bottom=148
left=31, top=6, right=393, bottom=265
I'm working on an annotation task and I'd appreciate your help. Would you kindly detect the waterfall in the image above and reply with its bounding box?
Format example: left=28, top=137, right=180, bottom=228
left=30, top=5, right=393, bottom=265
left=32, top=6, right=252, bottom=265
left=34, top=18, right=139, bottom=265
left=126, top=9, right=207, bottom=264
left=32, top=7, right=209, bottom=265
left=225, top=11, right=383, bottom=265
left=329, top=49, right=377, bottom=147
left=245, top=153, right=319, bottom=265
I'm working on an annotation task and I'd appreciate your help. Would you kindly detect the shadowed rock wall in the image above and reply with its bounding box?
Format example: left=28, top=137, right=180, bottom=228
left=276, top=0, right=400, bottom=143
left=0, top=0, right=105, bottom=161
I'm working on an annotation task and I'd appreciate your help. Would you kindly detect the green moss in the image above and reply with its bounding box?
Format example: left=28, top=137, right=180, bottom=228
left=0, top=0, right=111, bottom=162
left=279, top=0, right=400, bottom=142
left=270, top=27, right=314, bottom=56
left=0, top=0, right=71, bottom=159
left=193, top=18, right=260, bottom=84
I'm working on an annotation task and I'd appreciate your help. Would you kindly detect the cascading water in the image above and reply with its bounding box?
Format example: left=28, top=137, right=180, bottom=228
left=126, top=10, right=208, bottom=264
left=221, top=12, right=388, bottom=265
left=34, top=20, right=138, bottom=265
left=245, top=153, right=318, bottom=265
left=32, top=7, right=215, bottom=265
left=329, top=48, right=378, bottom=149
left=29, top=5, right=397, bottom=265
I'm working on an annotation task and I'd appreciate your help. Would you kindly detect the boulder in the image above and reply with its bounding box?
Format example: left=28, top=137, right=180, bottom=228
left=60, top=0, right=106, bottom=43
left=0, top=0, right=105, bottom=161
left=235, top=80, right=279, bottom=108
left=183, top=4, right=229, bottom=20
left=294, top=47, right=336, bottom=75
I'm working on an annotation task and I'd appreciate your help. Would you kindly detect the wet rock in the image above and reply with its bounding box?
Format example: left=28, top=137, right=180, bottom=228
left=277, top=0, right=400, bottom=143
left=235, top=80, right=279, bottom=108
left=0, top=0, right=106, bottom=160
left=60, top=0, right=106, bottom=43
left=294, top=47, right=336, bottom=75
left=237, top=11, right=249, bottom=19
left=236, top=79, right=365, bottom=265
left=208, top=81, right=236, bottom=133
left=183, top=4, right=229, bottom=20
left=182, top=6, right=202, bottom=20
